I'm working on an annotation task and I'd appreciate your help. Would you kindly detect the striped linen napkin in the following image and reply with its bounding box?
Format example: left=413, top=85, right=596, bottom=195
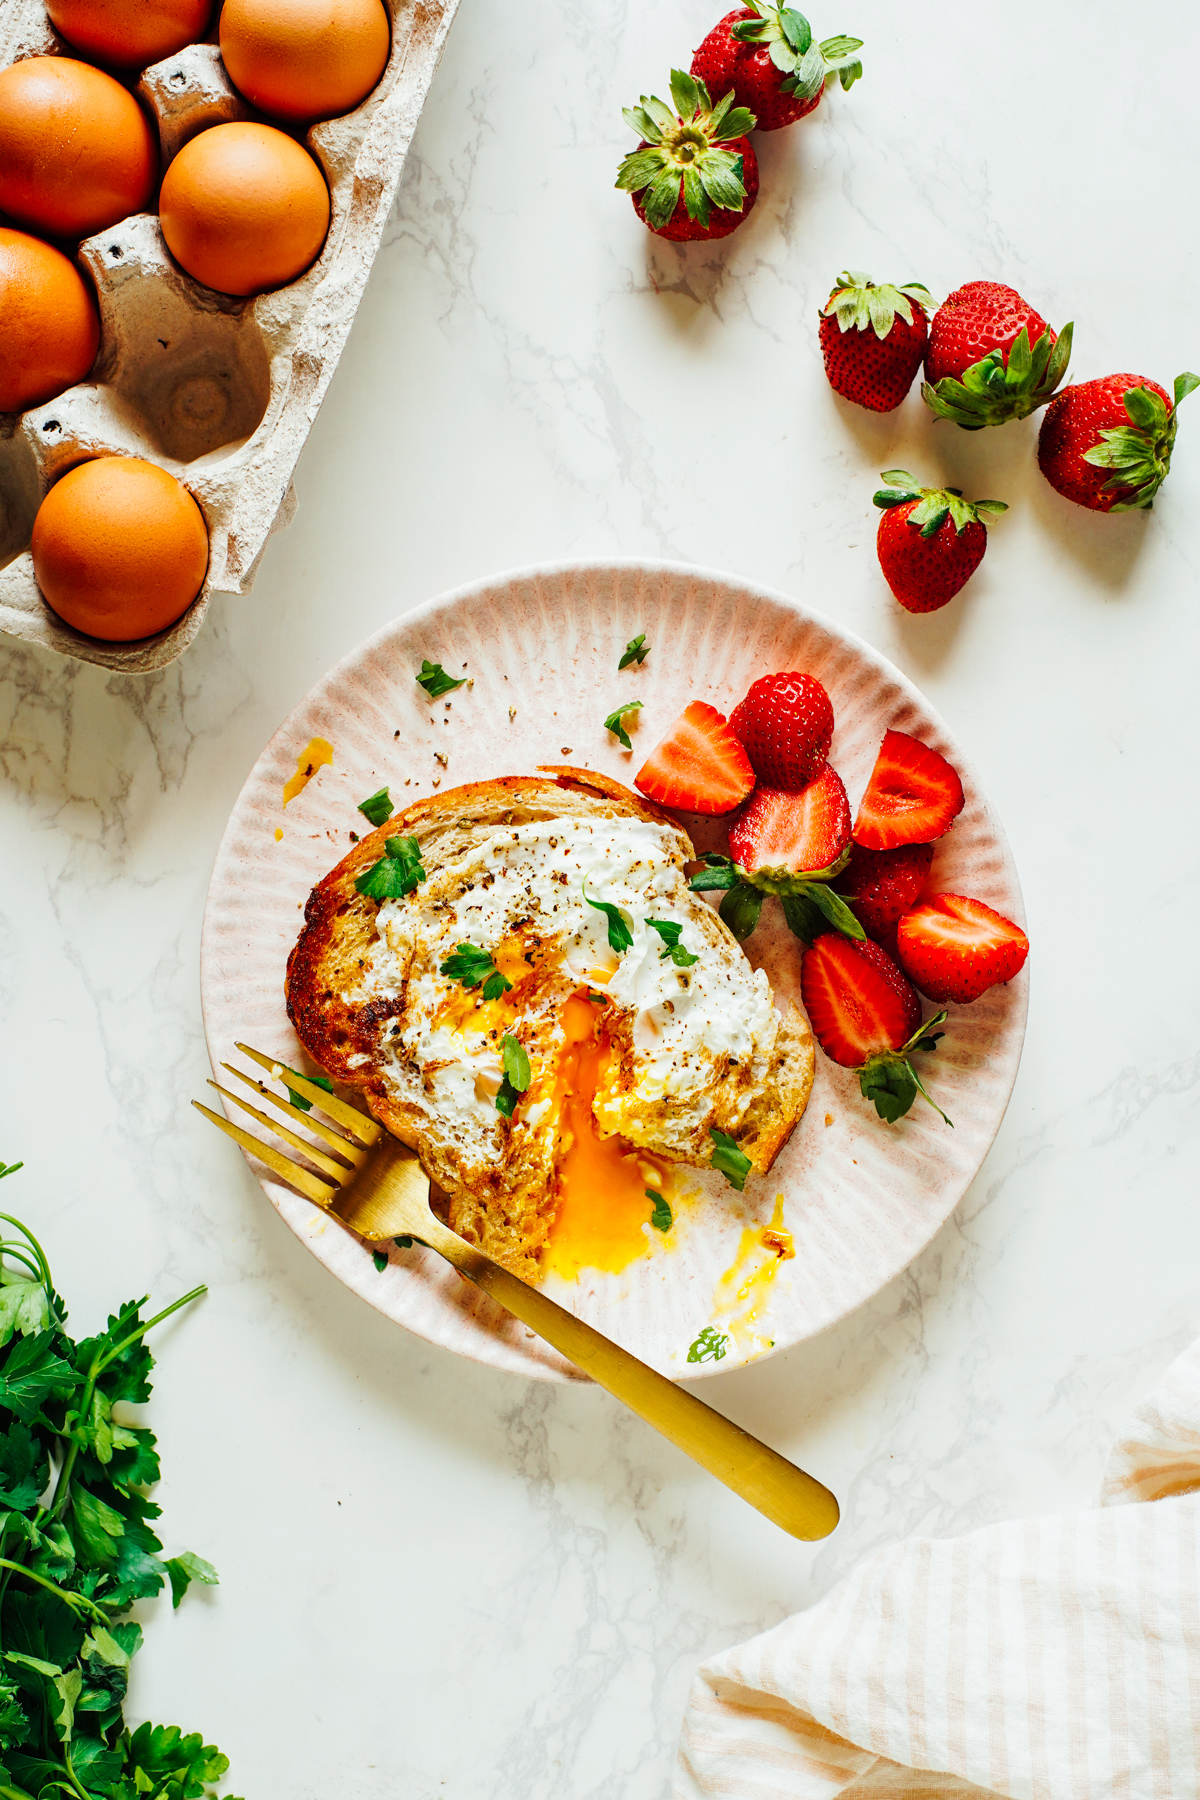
left=675, top=1340, right=1200, bottom=1799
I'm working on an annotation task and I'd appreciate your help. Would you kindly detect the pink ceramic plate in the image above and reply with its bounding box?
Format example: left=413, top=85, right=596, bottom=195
left=200, top=560, right=1027, bottom=1383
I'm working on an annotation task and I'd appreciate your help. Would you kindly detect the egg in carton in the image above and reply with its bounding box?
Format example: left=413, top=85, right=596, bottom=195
left=0, top=0, right=459, bottom=673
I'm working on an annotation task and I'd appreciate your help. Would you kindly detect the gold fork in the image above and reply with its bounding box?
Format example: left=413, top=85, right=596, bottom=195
left=195, top=1043, right=840, bottom=1542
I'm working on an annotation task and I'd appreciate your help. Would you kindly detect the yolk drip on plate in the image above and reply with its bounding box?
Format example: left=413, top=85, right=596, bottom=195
left=708, top=1194, right=795, bottom=1356
left=283, top=736, right=333, bottom=807
left=543, top=990, right=674, bottom=1281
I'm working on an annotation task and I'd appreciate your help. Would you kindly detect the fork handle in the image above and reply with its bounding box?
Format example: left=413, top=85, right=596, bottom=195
left=424, top=1221, right=839, bottom=1542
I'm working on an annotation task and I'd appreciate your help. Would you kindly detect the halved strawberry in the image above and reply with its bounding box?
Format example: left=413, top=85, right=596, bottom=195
left=635, top=700, right=755, bottom=814
left=854, top=729, right=964, bottom=850
left=729, top=670, right=834, bottom=791
left=800, top=933, right=949, bottom=1123
left=896, top=893, right=1028, bottom=1004
left=834, top=841, right=933, bottom=954
left=728, top=765, right=850, bottom=878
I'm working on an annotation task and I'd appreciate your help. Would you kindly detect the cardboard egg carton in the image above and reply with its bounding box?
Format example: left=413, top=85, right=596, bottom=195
left=0, top=0, right=458, bottom=672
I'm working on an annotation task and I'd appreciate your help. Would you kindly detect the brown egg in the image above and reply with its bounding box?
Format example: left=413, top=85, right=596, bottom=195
left=0, top=229, right=100, bottom=414
left=45, top=0, right=214, bottom=70
left=219, top=0, right=390, bottom=123
left=0, top=57, right=158, bottom=239
left=32, top=457, right=209, bottom=642
left=159, top=121, right=330, bottom=295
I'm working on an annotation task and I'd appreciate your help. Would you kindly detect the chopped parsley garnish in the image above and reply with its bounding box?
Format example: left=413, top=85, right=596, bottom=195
left=688, top=852, right=739, bottom=892
left=619, top=633, right=649, bottom=670
left=372, top=1249, right=389, bottom=1272
left=647, top=919, right=698, bottom=967
left=603, top=700, right=643, bottom=749
left=709, top=1126, right=752, bottom=1191
left=687, top=1325, right=729, bottom=1363
left=358, top=786, right=394, bottom=827
left=495, top=1034, right=531, bottom=1118
left=354, top=833, right=426, bottom=900
left=282, top=1065, right=334, bottom=1113
left=647, top=1189, right=673, bottom=1232
left=440, top=943, right=513, bottom=1002
left=395, top=1235, right=414, bottom=1248
left=583, top=881, right=633, bottom=954
left=416, top=659, right=466, bottom=697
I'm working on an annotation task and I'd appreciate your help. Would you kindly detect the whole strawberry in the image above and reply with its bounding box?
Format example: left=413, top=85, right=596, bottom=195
left=922, top=281, right=1072, bottom=429
left=873, top=471, right=1007, bottom=613
left=616, top=71, right=758, bottom=241
left=1038, top=371, right=1199, bottom=511
left=729, top=669, right=834, bottom=790
left=819, top=271, right=934, bottom=412
left=691, top=5, right=863, bottom=132
left=834, top=841, right=933, bottom=955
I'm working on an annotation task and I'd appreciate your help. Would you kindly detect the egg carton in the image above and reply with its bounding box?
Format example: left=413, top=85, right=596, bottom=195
left=0, top=0, right=458, bottom=672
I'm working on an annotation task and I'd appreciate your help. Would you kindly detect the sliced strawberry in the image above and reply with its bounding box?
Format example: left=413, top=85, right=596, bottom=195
left=800, top=933, right=920, bottom=1065
left=896, top=893, right=1028, bottom=1004
left=729, top=671, right=834, bottom=792
left=854, top=729, right=964, bottom=850
left=834, top=841, right=933, bottom=953
left=634, top=701, right=755, bottom=814
left=728, top=766, right=850, bottom=877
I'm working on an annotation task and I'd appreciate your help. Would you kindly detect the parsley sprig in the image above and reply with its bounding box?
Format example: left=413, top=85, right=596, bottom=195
left=440, top=944, right=513, bottom=1003
left=709, top=1126, right=752, bottom=1191
left=357, top=787, right=394, bottom=828
left=354, top=834, right=426, bottom=901
left=618, top=634, right=648, bottom=670
left=0, top=1172, right=236, bottom=1800
left=646, top=1190, right=673, bottom=1233
left=603, top=701, right=643, bottom=750
left=495, top=1035, right=531, bottom=1119
left=646, top=920, right=698, bottom=968
left=583, top=882, right=633, bottom=955
left=415, top=660, right=465, bottom=698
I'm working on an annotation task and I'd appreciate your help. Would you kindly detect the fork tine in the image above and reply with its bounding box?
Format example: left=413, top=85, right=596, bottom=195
left=193, top=1101, right=339, bottom=1206
left=220, top=1063, right=369, bottom=1165
left=207, top=1081, right=352, bottom=1184
left=235, top=1043, right=383, bottom=1145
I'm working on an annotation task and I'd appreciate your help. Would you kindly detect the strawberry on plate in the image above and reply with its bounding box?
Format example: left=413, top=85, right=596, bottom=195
left=873, top=470, right=1007, bottom=613
left=819, top=271, right=934, bottom=413
left=896, top=893, right=1029, bottom=1004
left=834, top=841, right=932, bottom=955
left=1038, top=371, right=1199, bottom=512
left=616, top=71, right=758, bottom=242
left=691, top=5, right=863, bottom=132
left=729, top=669, right=833, bottom=791
left=691, top=766, right=860, bottom=944
left=635, top=700, right=755, bottom=812
left=800, top=932, right=950, bottom=1123
left=921, top=280, right=1072, bottom=430
left=854, top=730, right=964, bottom=851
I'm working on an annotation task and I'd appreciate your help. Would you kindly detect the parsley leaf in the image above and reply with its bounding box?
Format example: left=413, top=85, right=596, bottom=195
left=372, top=1249, right=388, bottom=1273
left=646, top=920, right=698, bottom=967
left=416, top=659, right=466, bottom=697
left=354, top=833, right=426, bottom=901
left=357, top=786, right=394, bottom=828
left=583, top=882, right=633, bottom=954
left=164, top=1552, right=218, bottom=1611
left=686, top=1326, right=729, bottom=1364
left=709, top=1127, right=752, bottom=1191
left=0, top=1332, right=76, bottom=1423
left=281, top=1065, right=333, bottom=1113
left=647, top=1190, right=673, bottom=1232
left=495, top=1034, right=532, bottom=1119
left=439, top=943, right=513, bottom=1002
left=619, top=633, right=649, bottom=670
left=603, top=700, right=643, bottom=750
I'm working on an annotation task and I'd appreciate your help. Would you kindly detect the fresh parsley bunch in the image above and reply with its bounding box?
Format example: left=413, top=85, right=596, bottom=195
left=0, top=1167, right=237, bottom=1800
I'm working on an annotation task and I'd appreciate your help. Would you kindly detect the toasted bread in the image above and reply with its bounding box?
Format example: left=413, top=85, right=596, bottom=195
left=286, top=772, right=814, bottom=1278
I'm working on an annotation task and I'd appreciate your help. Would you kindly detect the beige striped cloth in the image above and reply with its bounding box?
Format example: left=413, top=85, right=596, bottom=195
left=676, top=1340, right=1200, bottom=1800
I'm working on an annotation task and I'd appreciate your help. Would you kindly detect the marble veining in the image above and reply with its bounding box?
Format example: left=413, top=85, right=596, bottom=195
left=2, top=1, right=1199, bottom=1794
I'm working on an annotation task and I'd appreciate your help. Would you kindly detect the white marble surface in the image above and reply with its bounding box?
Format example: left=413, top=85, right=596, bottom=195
left=2, top=2, right=1200, bottom=1794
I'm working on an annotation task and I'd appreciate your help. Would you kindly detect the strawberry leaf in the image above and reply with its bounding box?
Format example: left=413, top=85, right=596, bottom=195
left=718, top=882, right=763, bottom=941
left=780, top=8, right=813, bottom=52
left=669, top=68, right=700, bottom=121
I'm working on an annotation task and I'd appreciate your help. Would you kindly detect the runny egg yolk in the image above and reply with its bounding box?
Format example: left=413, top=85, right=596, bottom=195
left=543, top=991, right=673, bottom=1280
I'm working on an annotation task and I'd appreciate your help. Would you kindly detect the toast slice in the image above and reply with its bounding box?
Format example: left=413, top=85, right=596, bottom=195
left=286, top=771, right=814, bottom=1278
